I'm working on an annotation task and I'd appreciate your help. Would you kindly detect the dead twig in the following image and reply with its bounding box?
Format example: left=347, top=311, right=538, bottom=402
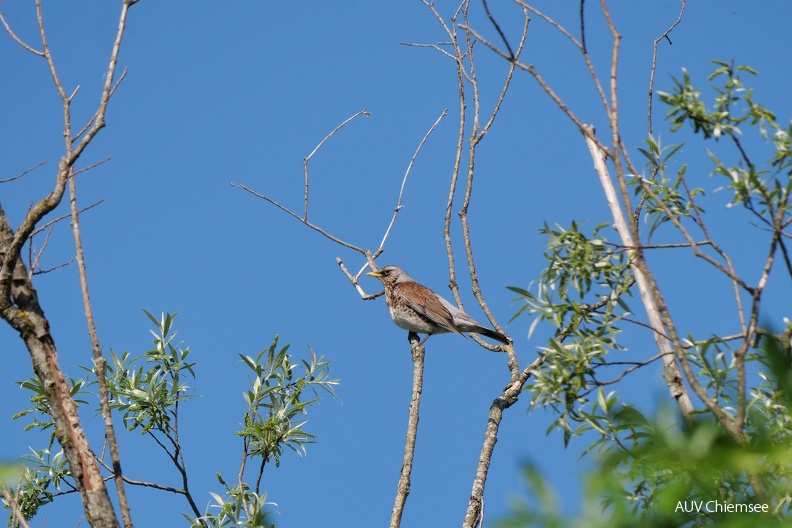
left=303, top=109, right=371, bottom=221
left=647, top=0, right=687, bottom=135
left=0, top=160, right=47, bottom=184
left=376, top=109, right=448, bottom=258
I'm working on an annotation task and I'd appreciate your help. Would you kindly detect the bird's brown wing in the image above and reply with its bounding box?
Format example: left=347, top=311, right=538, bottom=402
left=398, top=281, right=465, bottom=337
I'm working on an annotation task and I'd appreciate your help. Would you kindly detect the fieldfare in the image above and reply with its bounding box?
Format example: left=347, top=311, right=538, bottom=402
left=367, top=265, right=510, bottom=345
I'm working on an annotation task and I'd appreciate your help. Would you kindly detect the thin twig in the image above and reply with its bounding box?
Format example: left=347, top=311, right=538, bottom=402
left=481, top=0, right=514, bottom=58
left=336, top=257, right=383, bottom=300
left=32, top=259, right=73, bottom=275
left=0, top=160, right=47, bottom=184
left=636, top=175, right=753, bottom=292
left=589, top=350, right=671, bottom=388
left=231, top=182, right=368, bottom=254
left=648, top=0, right=687, bottom=135
left=605, top=240, right=712, bottom=250
left=303, top=109, right=371, bottom=221
left=96, top=457, right=186, bottom=494
left=514, top=0, right=611, bottom=118
left=30, top=200, right=103, bottom=238
left=69, top=165, right=133, bottom=528
left=29, top=223, right=56, bottom=277
left=399, top=41, right=458, bottom=61
left=0, top=9, right=44, bottom=56
left=376, top=109, right=448, bottom=257
left=459, top=22, right=608, bottom=154
left=458, top=7, right=527, bottom=368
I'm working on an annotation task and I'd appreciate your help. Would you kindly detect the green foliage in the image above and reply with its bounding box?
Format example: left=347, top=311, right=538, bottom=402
left=659, top=60, right=792, bottom=221
left=237, top=337, right=338, bottom=468
left=2, top=449, right=70, bottom=523
left=508, top=221, right=632, bottom=445
left=105, top=310, right=196, bottom=435
left=185, top=474, right=276, bottom=528
left=12, top=376, right=88, bottom=437
left=636, top=135, right=704, bottom=239
left=686, top=336, right=739, bottom=408
left=661, top=61, right=762, bottom=140
left=7, top=375, right=86, bottom=523
left=499, top=339, right=792, bottom=527
left=6, top=310, right=337, bottom=527
left=505, top=59, right=792, bottom=524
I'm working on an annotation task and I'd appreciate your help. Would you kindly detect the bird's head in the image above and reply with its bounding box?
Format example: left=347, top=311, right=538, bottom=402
left=367, top=265, right=412, bottom=284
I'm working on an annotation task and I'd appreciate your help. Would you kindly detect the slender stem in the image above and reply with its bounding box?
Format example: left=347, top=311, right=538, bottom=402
left=377, top=109, right=448, bottom=257
left=69, top=170, right=133, bottom=528
left=303, top=109, right=371, bottom=221
left=389, top=336, right=425, bottom=528
left=1, top=485, right=33, bottom=528
left=647, top=0, right=687, bottom=135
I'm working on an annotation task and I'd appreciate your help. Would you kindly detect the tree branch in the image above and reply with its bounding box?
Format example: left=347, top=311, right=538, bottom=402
left=302, top=109, right=371, bottom=221
left=389, top=336, right=425, bottom=528
left=647, top=0, right=687, bottom=135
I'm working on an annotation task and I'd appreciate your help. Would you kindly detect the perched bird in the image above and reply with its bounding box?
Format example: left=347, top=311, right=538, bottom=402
left=367, top=265, right=510, bottom=345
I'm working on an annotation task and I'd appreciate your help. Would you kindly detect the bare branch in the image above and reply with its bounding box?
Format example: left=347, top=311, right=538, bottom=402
left=461, top=9, right=527, bottom=356
left=463, top=353, right=542, bottom=528
left=32, top=259, right=72, bottom=275
left=28, top=223, right=56, bottom=277
left=590, top=350, right=670, bottom=388
left=636, top=175, right=753, bottom=292
left=481, top=0, right=514, bottom=58
left=399, top=41, right=458, bottom=61
left=336, top=257, right=383, bottom=299
left=0, top=1, right=135, bottom=526
left=237, top=104, right=446, bottom=304
left=303, top=109, right=371, bottom=221
left=648, top=0, right=687, bottom=135
left=514, top=0, right=611, bottom=117
left=95, top=456, right=185, bottom=494
left=231, top=182, right=369, bottom=254
left=459, top=22, right=608, bottom=154
left=69, top=167, right=133, bottom=528
left=0, top=9, right=43, bottom=56
left=389, top=338, right=425, bottom=528
left=0, top=160, right=47, bottom=184
left=606, top=240, right=713, bottom=250
left=376, top=109, right=448, bottom=257
left=29, top=199, right=103, bottom=238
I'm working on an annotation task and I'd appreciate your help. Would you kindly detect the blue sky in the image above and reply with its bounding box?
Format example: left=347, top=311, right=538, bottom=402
left=2, top=1, right=791, bottom=527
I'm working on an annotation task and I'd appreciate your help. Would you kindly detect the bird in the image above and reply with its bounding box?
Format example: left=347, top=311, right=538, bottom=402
left=367, top=265, right=510, bottom=345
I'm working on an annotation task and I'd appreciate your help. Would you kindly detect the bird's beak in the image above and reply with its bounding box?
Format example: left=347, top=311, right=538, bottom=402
left=367, top=271, right=383, bottom=278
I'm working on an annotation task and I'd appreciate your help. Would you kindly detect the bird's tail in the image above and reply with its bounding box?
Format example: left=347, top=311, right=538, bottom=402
left=478, top=327, right=510, bottom=344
